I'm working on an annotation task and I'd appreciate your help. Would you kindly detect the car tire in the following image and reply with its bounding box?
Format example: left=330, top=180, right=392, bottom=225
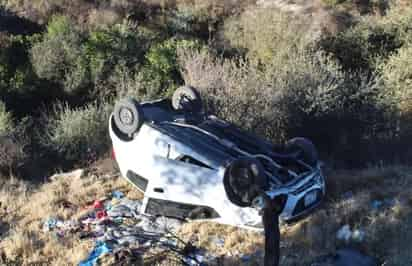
left=113, top=98, right=144, bottom=137
left=223, top=158, right=269, bottom=207
left=286, top=137, right=318, bottom=166
left=172, top=86, right=203, bottom=113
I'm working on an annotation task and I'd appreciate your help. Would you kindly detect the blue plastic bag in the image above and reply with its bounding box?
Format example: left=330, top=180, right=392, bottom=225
left=79, top=241, right=112, bottom=266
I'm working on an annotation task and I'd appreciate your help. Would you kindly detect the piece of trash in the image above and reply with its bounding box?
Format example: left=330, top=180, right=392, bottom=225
left=112, top=191, right=124, bottom=199
left=352, top=229, right=366, bottom=242
left=336, top=225, right=352, bottom=242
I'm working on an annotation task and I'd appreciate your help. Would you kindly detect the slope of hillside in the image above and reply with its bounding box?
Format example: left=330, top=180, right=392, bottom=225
left=1, top=0, right=412, bottom=265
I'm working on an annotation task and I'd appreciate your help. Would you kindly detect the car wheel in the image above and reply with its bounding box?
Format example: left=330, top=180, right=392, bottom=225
left=113, top=98, right=144, bottom=137
left=286, top=137, right=318, bottom=166
left=172, top=86, right=203, bottom=113
left=223, top=158, right=269, bottom=207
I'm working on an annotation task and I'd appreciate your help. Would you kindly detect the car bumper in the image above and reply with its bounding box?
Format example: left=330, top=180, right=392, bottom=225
left=278, top=170, right=325, bottom=223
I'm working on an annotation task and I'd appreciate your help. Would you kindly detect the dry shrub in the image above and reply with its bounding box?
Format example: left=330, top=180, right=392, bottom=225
left=378, top=44, right=412, bottom=137
left=178, top=48, right=286, bottom=140
left=178, top=46, right=381, bottom=155
left=223, top=8, right=311, bottom=65
left=0, top=102, right=27, bottom=174
left=41, top=102, right=112, bottom=163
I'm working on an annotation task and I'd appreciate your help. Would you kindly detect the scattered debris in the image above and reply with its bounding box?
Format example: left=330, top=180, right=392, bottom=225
left=41, top=191, right=208, bottom=265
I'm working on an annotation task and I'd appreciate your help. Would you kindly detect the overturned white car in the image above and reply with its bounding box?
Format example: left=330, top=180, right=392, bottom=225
left=109, top=86, right=325, bottom=229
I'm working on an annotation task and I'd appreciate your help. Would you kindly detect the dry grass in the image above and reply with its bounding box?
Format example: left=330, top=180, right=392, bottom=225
left=1, top=162, right=412, bottom=265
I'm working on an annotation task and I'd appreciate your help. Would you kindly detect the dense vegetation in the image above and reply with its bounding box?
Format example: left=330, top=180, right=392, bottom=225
left=0, top=0, right=411, bottom=177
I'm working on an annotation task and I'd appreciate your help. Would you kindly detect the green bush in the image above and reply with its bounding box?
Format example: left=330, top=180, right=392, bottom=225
left=31, top=17, right=148, bottom=97
left=42, top=102, right=112, bottom=162
left=31, top=15, right=88, bottom=94
left=85, top=22, right=146, bottom=83
left=0, top=34, right=40, bottom=96
left=139, top=38, right=203, bottom=97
